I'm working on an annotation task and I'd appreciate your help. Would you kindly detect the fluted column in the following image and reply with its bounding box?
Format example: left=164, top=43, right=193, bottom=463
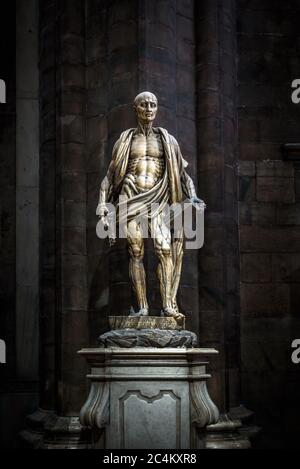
left=195, top=0, right=240, bottom=412
left=39, top=0, right=88, bottom=417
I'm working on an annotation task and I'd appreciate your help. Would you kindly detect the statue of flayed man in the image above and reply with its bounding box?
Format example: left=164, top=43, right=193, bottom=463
left=96, top=92, right=205, bottom=320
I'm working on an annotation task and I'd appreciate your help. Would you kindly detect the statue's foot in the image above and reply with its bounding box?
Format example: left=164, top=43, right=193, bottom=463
left=162, top=306, right=185, bottom=320
left=129, top=307, right=149, bottom=317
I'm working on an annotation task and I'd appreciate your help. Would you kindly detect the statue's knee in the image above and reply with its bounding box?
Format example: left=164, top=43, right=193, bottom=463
left=155, top=246, right=172, bottom=260
left=129, top=243, right=144, bottom=259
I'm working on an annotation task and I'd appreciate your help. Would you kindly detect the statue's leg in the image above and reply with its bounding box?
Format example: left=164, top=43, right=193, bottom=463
left=152, top=214, right=184, bottom=319
left=127, top=219, right=149, bottom=316
left=170, top=230, right=184, bottom=314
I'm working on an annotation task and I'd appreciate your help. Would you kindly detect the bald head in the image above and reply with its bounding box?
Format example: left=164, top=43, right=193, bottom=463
left=133, top=91, right=158, bottom=125
left=134, top=91, right=158, bottom=107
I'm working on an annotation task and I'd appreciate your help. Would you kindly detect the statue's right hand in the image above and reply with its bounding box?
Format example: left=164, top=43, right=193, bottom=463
left=96, top=203, right=109, bottom=219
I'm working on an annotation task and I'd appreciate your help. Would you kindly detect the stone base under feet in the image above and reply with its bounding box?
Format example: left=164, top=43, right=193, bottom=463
left=99, top=328, right=197, bottom=348
left=109, top=315, right=185, bottom=331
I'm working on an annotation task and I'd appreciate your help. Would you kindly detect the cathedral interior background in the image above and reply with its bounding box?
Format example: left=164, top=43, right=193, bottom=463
left=0, top=0, right=300, bottom=449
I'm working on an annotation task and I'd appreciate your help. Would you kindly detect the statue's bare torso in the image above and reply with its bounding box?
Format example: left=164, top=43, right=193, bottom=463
left=125, top=130, right=165, bottom=191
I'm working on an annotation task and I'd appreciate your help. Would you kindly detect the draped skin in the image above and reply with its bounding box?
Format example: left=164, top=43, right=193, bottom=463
left=106, top=127, right=192, bottom=314
left=109, top=127, right=190, bottom=217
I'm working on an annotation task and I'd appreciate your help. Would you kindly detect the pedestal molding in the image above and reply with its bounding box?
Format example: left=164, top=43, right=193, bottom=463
left=79, top=381, right=109, bottom=430
left=191, top=381, right=220, bottom=428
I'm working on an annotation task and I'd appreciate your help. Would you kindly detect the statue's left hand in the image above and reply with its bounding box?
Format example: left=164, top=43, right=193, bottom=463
left=190, top=196, right=206, bottom=209
left=109, top=236, right=116, bottom=247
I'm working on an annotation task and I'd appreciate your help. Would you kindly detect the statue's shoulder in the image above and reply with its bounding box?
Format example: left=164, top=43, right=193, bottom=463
left=119, top=128, right=135, bottom=141
left=113, top=128, right=134, bottom=148
left=112, top=128, right=135, bottom=158
left=156, top=127, right=168, bottom=136
left=157, top=127, right=179, bottom=147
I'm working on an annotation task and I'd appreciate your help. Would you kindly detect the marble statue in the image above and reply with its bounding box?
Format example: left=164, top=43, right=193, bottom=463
left=96, top=92, right=205, bottom=321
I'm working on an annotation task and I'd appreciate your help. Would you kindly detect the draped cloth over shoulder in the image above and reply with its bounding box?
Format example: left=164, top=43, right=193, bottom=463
left=108, top=127, right=190, bottom=224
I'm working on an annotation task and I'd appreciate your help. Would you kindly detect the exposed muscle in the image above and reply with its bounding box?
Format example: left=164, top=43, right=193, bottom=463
left=125, top=130, right=165, bottom=192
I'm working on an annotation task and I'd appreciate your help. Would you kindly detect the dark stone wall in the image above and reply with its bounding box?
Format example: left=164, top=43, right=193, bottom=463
left=237, top=0, right=300, bottom=448
left=39, top=0, right=57, bottom=412
left=1, top=0, right=300, bottom=449
left=0, top=2, right=16, bottom=447
left=0, top=2, right=16, bottom=385
left=0, top=0, right=39, bottom=449
left=0, top=1, right=17, bottom=449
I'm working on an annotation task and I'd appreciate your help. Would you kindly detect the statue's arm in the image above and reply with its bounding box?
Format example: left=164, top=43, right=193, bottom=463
left=96, top=139, right=119, bottom=216
left=97, top=164, right=114, bottom=211
left=182, top=170, right=206, bottom=207
left=175, top=139, right=206, bottom=207
left=181, top=170, right=197, bottom=199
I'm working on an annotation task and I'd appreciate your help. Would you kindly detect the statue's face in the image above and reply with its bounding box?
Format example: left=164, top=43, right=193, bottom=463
left=134, top=95, right=158, bottom=124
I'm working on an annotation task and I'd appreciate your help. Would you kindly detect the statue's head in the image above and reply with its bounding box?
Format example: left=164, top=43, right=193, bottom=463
left=133, top=91, right=158, bottom=124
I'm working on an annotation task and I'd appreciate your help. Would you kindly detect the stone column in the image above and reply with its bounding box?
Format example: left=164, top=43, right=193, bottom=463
left=16, top=0, right=40, bottom=384
left=22, top=0, right=90, bottom=448
left=54, top=0, right=88, bottom=418
left=195, top=0, right=241, bottom=413
left=38, top=0, right=57, bottom=414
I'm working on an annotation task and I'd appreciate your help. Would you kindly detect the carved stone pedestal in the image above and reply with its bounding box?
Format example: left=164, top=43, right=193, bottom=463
left=78, top=347, right=219, bottom=449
